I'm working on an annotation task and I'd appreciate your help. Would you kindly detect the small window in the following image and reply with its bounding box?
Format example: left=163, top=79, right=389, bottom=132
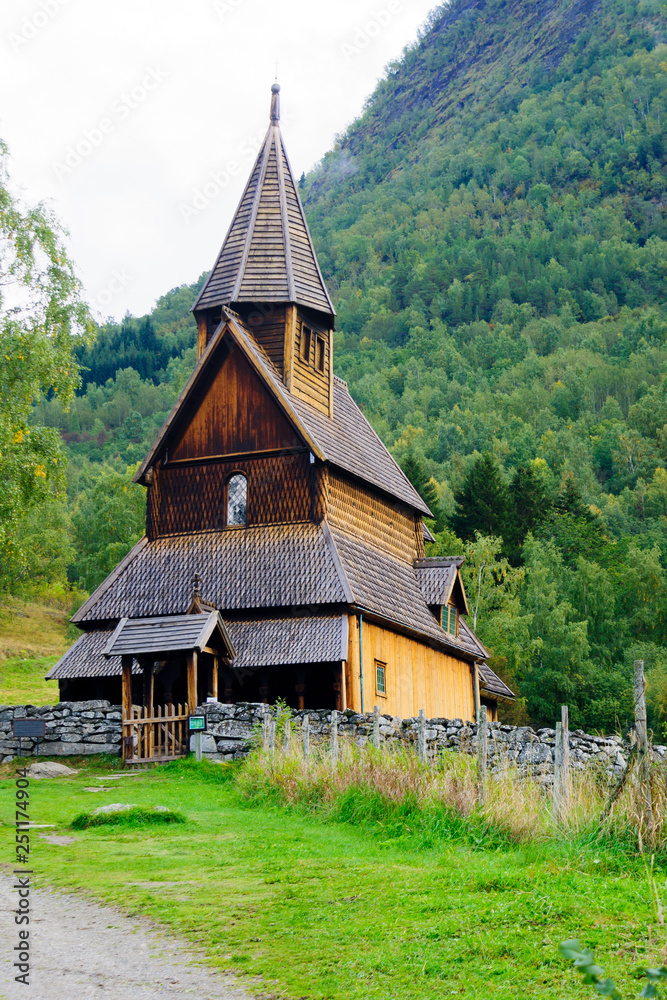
left=226, top=473, right=247, bottom=526
left=315, top=335, right=326, bottom=373
left=300, top=326, right=312, bottom=363
left=441, top=604, right=458, bottom=636
left=375, top=659, right=387, bottom=697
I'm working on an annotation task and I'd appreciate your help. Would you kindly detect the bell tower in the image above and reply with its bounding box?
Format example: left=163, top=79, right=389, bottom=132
left=193, top=84, right=336, bottom=416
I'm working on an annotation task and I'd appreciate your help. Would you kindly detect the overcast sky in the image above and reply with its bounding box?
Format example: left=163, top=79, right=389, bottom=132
left=1, top=0, right=437, bottom=321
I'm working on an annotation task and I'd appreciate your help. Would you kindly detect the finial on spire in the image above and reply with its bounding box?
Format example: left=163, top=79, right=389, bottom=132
left=270, top=81, right=280, bottom=125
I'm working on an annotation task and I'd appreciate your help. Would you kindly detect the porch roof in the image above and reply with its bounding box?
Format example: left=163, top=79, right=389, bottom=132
left=102, top=611, right=235, bottom=660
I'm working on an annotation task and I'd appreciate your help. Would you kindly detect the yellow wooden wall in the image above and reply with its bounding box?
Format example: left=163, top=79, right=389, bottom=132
left=345, top=615, right=476, bottom=722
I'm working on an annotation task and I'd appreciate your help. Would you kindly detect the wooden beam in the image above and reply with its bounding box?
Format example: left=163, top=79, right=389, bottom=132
left=284, top=305, right=296, bottom=391
left=196, top=313, right=207, bottom=360
left=187, top=651, right=198, bottom=713
left=340, top=659, right=347, bottom=711
left=212, top=655, right=219, bottom=701
left=328, top=328, right=334, bottom=417
left=122, top=656, right=132, bottom=720
left=142, top=660, right=154, bottom=713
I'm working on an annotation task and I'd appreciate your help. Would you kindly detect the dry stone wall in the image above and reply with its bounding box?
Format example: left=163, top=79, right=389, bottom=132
left=2, top=701, right=665, bottom=775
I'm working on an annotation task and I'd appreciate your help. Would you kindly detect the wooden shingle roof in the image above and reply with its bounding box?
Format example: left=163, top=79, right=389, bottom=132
left=47, top=629, right=141, bottom=679
left=48, top=615, right=348, bottom=680
left=193, top=84, right=334, bottom=318
left=71, top=525, right=348, bottom=624
left=103, top=611, right=234, bottom=659
left=225, top=614, right=347, bottom=669
left=414, top=557, right=470, bottom=616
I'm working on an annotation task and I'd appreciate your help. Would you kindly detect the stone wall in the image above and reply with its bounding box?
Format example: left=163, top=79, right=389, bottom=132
left=0, top=701, right=122, bottom=760
left=2, top=701, right=665, bottom=775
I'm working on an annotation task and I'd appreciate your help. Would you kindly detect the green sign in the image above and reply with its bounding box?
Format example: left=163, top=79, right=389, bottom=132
left=188, top=715, right=206, bottom=732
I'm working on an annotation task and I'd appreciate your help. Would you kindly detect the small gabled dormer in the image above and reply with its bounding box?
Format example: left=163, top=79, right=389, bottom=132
left=413, top=557, right=470, bottom=637
left=192, top=83, right=335, bottom=417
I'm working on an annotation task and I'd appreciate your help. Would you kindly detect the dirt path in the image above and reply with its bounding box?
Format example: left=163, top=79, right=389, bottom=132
left=0, top=875, right=253, bottom=1000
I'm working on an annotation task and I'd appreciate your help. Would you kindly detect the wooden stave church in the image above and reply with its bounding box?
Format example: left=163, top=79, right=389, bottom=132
left=49, top=83, right=513, bottom=725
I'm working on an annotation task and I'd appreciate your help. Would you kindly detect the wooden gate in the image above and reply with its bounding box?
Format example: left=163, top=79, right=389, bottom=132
left=122, top=703, right=189, bottom=764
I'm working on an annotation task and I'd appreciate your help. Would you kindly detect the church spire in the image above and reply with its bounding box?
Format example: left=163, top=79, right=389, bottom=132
left=193, top=84, right=334, bottom=319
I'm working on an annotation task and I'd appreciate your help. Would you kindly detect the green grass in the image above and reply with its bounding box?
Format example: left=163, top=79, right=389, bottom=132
left=0, top=654, right=60, bottom=705
left=0, top=757, right=659, bottom=999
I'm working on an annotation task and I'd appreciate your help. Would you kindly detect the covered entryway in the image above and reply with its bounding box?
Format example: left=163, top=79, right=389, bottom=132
left=103, top=611, right=235, bottom=764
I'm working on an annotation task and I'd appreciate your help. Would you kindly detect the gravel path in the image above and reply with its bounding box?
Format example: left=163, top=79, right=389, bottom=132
left=0, top=875, right=253, bottom=1000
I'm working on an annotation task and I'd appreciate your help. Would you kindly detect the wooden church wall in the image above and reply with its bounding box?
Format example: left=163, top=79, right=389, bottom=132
left=325, top=470, right=424, bottom=563
left=169, top=343, right=301, bottom=462
left=234, top=305, right=287, bottom=374
left=147, top=452, right=314, bottom=538
left=291, top=311, right=331, bottom=415
left=346, top=615, right=476, bottom=722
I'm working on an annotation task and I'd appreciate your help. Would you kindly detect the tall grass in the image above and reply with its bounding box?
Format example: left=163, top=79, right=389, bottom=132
left=237, top=737, right=667, bottom=854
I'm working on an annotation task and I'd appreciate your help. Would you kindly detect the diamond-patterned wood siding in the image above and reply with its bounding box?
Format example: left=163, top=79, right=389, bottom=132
left=147, top=453, right=317, bottom=539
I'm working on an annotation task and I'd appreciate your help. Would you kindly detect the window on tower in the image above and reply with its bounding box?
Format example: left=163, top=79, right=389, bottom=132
left=301, top=326, right=312, bottom=363
left=315, top=335, right=325, bottom=373
left=226, top=473, right=247, bottom=526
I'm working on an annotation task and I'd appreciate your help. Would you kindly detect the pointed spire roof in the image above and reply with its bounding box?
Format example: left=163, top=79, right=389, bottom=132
left=194, top=84, right=335, bottom=318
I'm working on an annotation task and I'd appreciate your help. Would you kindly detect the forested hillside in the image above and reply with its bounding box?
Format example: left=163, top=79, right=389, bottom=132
left=23, top=0, right=667, bottom=734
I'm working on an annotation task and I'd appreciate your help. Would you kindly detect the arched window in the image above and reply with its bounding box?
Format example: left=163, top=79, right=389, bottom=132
left=226, top=473, right=247, bottom=526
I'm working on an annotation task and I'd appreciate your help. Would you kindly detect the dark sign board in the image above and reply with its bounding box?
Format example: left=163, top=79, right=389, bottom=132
left=188, top=715, right=207, bottom=732
left=13, top=719, right=46, bottom=739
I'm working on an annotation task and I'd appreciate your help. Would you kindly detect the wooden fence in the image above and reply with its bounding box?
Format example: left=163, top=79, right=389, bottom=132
left=122, top=703, right=189, bottom=764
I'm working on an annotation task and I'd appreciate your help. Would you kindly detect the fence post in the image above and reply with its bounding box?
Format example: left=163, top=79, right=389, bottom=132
left=262, top=708, right=269, bottom=751
left=268, top=717, right=276, bottom=756
left=372, top=704, right=381, bottom=749
left=418, top=709, right=427, bottom=764
left=553, top=721, right=563, bottom=823
left=283, top=715, right=290, bottom=754
left=634, top=659, right=653, bottom=838
left=477, top=704, right=488, bottom=804
left=331, top=709, right=338, bottom=766
left=302, top=713, right=310, bottom=760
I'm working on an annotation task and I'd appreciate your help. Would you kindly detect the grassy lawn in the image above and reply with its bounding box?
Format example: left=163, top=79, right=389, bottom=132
left=0, top=596, right=71, bottom=704
left=0, top=757, right=660, bottom=999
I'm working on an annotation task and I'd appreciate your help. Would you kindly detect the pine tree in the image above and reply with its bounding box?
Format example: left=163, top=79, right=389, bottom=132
left=505, top=463, right=552, bottom=559
left=450, top=454, right=509, bottom=541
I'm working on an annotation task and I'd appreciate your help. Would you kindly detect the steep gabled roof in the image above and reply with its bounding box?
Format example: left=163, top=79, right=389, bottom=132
left=193, top=84, right=334, bottom=318
left=414, top=557, right=470, bottom=616
left=135, top=312, right=431, bottom=517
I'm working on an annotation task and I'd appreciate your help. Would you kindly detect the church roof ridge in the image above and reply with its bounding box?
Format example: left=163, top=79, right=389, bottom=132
left=193, top=84, right=335, bottom=318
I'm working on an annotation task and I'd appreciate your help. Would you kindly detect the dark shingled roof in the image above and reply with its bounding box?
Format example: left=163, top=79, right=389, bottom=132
left=328, top=528, right=481, bottom=660
left=226, top=614, right=347, bottom=669
left=72, top=524, right=347, bottom=624
left=193, top=90, right=334, bottom=317
left=103, top=612, right=234, bottom=659
left=478, top=662, right=515, bottom=700
left=48, top=616, right=347, bottom=679
left=47, top=630, right=140, bottom=680
left=135, top=313, right=430, bottom=517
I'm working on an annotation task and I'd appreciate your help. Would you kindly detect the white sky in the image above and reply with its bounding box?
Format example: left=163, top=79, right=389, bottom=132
left=1, top=0, right=437, bottom=321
